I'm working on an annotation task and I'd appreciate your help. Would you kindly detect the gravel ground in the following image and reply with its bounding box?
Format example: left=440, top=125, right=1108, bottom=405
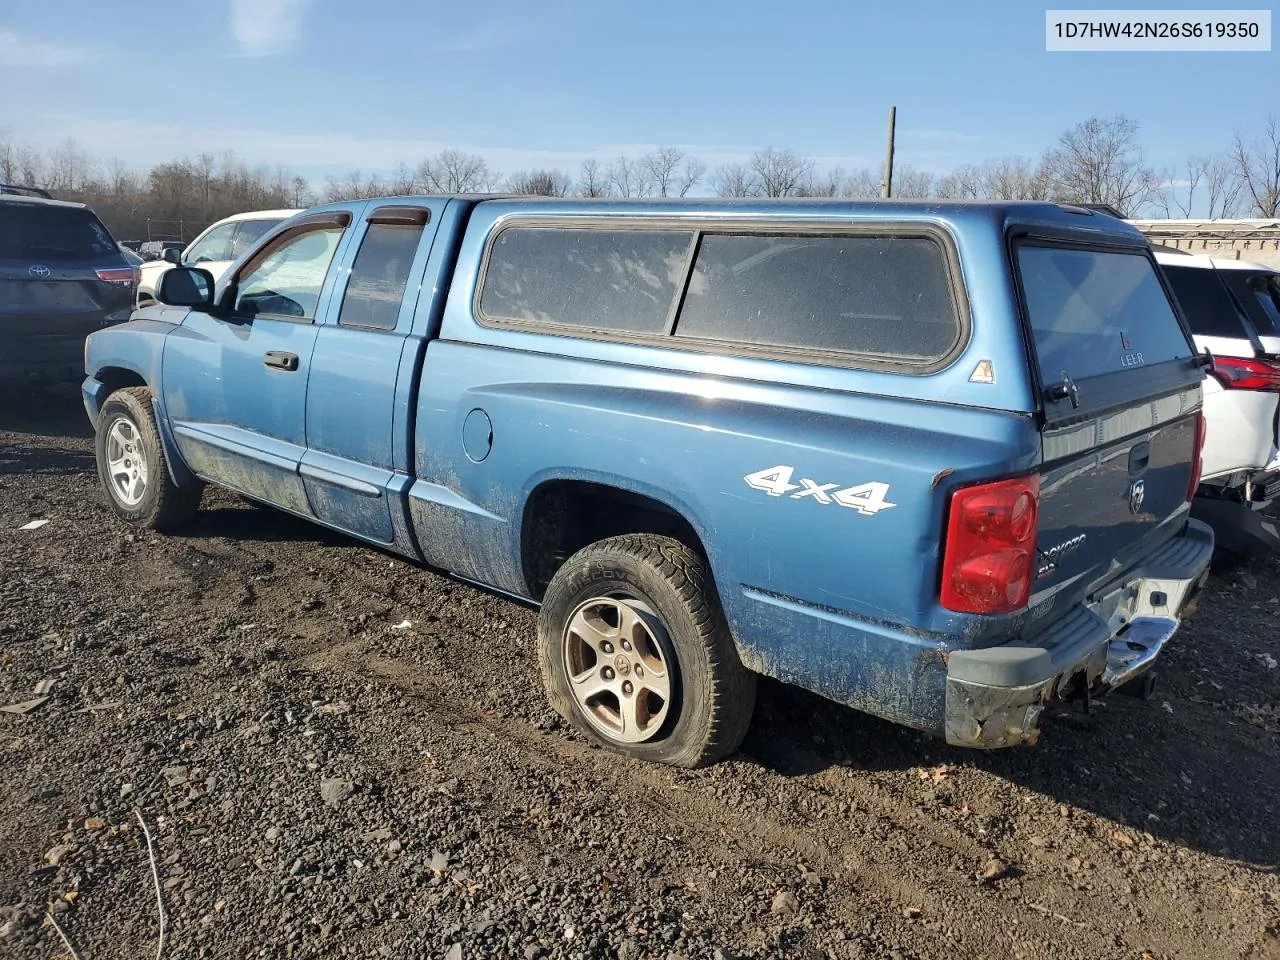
left=1, top=383, right=1278, bottom=960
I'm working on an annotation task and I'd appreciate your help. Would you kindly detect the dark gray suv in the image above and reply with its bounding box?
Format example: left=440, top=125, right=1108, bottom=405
left=0, top=191, right=136, bottom=381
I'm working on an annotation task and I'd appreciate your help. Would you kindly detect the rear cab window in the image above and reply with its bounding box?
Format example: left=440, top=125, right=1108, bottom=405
left=1016, top=244, right=1195, bottom=395
left=339, top=219, right=429, bottom=330
left=0, top=203, right=118, bottom=261
left=478, top=222, right=963, bottom=369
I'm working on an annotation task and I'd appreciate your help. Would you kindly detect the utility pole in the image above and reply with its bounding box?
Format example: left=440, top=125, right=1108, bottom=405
left=881, top=106, right=896, bottom=199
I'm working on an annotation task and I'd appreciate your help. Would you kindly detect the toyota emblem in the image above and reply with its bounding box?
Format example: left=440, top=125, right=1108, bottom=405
left=28, top=264, right=51, bottom=278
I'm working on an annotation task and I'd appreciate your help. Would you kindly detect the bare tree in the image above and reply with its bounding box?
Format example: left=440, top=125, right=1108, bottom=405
left=642, top=147, right=682, bottom=197
left=0, top=128, right=18, bottom=183
left=506, top=169, right=571, bottom=196
left=640, top=146, right=704, bottom=198
left=417, top=149, right=491, bottom=194
left=46, top=138, right=93, bottom=193
left=388, top=161, right=419, bottom=195
left=797, top=166, right=845, bottom=197
left=891, top=164, right=934, bottom=199
left=676, top=156, right=706, bottom=197
left=578, top=159, right=611, bottom=198
left=936, top=164, right=983, bottom=200
left=986, top=155, right=1049, bottom=200
left=1039, top=114, right=1159, bottom=216
left=1232, top=115, right=1280, bottom=216
left=710, top=162, right=757, bottom=198
left=324, top=170, right=387, bottom=202
left=17, top=143, right=43, bottom=188
left=607, top=157, right=651, bottom=198
left=841, top=168, right=881, bottom=198
left=1204, top=153, right=1243, bottom=217
left=750, top=148, right=814, bottom=197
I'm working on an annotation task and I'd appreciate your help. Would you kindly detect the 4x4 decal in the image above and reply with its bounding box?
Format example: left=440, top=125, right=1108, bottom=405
left=744, top=465, right=896, bottom=516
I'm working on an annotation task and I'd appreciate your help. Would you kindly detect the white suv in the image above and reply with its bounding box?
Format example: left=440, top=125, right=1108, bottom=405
left=1156, top=249, right=1280, bottom=552
left=136, top=209, right=296, bottom=307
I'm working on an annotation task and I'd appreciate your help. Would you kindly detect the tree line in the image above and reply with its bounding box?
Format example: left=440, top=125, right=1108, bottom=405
left=2, top=113, right=1277, bottom=244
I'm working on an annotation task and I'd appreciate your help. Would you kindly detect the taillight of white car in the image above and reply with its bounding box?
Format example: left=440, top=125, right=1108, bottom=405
left=1210, top=356, right=1280, bottom=391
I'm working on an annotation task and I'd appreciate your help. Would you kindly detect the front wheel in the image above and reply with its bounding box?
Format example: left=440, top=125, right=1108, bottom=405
left=95, top=387, right=203, bottom=530
left=537, top=534, right=756, bottom=767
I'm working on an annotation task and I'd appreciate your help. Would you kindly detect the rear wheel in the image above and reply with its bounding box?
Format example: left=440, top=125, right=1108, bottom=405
left=537, top=534, right=756, bottom=767
left=95, top=387, right=202, bottom=529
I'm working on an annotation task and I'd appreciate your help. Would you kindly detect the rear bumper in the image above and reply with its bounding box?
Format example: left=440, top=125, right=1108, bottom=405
left=943, top=517, right=1214, bottom=748
left=0, top=313, right=129, bottom=382
left=0, top=337, right=87, bottom=381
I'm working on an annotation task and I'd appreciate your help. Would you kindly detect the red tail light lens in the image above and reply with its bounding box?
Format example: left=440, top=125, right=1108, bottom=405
left=940, top=474, right=1040, bottom=614
left=96, top=267, right=138, bottom=287
left=1210, top=356, right=1280, bottom=391
left=1187, top=411, right=1205, bottom=501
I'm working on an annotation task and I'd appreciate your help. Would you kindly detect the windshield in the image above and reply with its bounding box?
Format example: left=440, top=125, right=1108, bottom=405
left=0, top=204, right=119, bottom=261
left=233, top=218, right=282, bottom=253
left=1018, top=245, right=1193, bottom=382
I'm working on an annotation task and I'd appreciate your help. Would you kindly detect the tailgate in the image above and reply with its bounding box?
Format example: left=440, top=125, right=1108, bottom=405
left=1016, top=241, right=1204, bottom=593
left=1037, top=389, right=1199, bottom=589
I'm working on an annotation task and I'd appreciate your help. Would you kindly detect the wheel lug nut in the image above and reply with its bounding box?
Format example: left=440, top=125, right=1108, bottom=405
left=622, top=641, right=632, bottom=652
left=634, top=665, right=644, bottom=678
left=621, top=681, right=633, bottom=696
left=602, top=667, right=614, bottom=680
left=601, top=642, right=613, bottom=654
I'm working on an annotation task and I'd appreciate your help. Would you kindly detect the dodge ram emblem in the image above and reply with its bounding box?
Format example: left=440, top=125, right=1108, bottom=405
left=28, top=264, right=51, bottom=278
left=1128, top=479, right=1145, bottom=514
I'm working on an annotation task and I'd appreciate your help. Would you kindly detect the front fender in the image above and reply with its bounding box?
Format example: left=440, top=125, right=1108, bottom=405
left=82, top=314, right=196, bottom=487
left=84, top=316, right=176, bottom=388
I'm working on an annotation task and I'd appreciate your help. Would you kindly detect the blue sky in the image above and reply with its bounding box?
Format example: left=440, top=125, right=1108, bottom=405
left=0, top=0, right=1275, bottom=186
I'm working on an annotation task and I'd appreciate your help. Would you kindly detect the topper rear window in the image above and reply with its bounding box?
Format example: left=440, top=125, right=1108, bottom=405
left=1017, top=245, right=1193, bottom=382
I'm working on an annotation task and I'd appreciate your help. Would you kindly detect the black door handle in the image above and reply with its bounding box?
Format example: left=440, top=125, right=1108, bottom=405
left=264, top=351, right=299, bottom=371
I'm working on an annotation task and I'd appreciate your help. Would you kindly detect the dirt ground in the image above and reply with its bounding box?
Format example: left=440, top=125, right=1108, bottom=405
left=1, top=383, right=1277, bottom=960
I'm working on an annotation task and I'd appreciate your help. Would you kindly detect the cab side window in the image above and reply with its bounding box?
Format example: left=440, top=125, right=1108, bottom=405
left=338, top=222, right=426, bottom=330
left=234, top=226, right=345, bottom=320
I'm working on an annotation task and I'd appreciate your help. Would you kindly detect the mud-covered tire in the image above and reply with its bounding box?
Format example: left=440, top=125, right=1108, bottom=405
left=94, top=387, right=202, bottom=530
left=537, top=534, right=756, bottom=767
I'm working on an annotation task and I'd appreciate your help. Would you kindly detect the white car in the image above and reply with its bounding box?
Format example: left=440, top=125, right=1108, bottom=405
left=136, top=209, right=296, bottom=307
left=1156, top=249, right=1280, bottom=552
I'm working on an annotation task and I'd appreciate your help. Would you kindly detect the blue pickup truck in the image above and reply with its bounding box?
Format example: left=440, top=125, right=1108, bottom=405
left=82, top=196, right=1214, bottom=766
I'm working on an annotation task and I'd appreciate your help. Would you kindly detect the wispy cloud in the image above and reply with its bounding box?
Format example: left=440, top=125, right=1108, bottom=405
left=0, top=29, right=90, bottom=67
left=229, top=0, right=309, bottom=57
left=901, top=129, right=982, bottom=144
left=436, top=21, right=522, bottom=54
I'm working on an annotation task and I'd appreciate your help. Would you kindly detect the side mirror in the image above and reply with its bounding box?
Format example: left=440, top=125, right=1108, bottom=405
left=156, top=267, right=216, bottom=310
left=162, top=247, right=183, bottom=265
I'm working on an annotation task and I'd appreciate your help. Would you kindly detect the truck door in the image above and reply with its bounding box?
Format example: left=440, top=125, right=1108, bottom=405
left=161, top=211, right=354, bottom=515
left=300, top=200, right=444, bottom=550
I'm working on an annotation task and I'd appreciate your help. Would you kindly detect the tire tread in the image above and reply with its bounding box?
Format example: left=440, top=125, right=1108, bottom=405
left=537, top=534, right=756, bottom=768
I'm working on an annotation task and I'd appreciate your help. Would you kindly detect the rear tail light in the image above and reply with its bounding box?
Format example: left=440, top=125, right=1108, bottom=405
left=940, top=474, right=1040, bottom=615
left=1187, top=411, right=1205, bottom=501
left=1210, top=356, right=1280, bottom=391
left=96, top=267, right=138, bottom=288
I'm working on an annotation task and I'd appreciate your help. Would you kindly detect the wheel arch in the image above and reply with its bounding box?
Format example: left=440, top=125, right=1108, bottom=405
left=518, top=474, right=716, bottom=602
